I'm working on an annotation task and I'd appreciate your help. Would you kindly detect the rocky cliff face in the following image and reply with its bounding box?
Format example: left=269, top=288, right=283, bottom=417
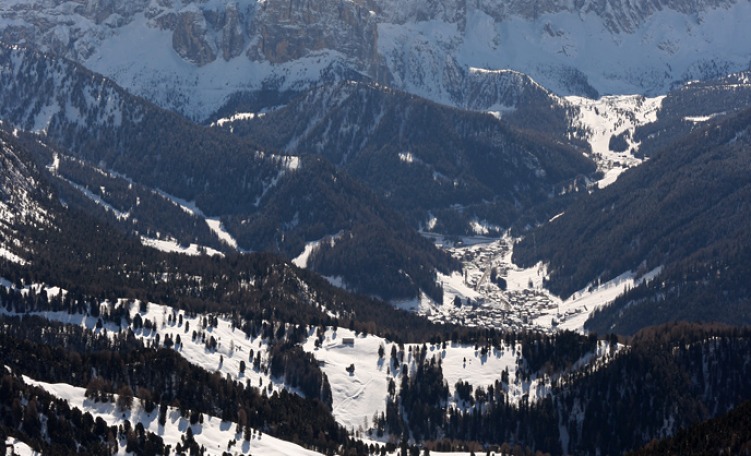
left=1, top=0, right=750, bottom=120
left=375, top=0, right=737, bottom=32
left=247, top=0, right=379, bottom=67
left=171, top=8, right=216, bottom=66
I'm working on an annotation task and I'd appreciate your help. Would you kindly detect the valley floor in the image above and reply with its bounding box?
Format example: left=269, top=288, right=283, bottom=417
left=415, top=234, right=662, bottom=335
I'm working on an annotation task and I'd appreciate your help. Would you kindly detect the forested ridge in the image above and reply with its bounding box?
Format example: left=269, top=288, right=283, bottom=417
left=630, top=399, right=751, bottom=456
left=216, top=81, right=595, bottom=234
left=632, top=71, right=751, bottom=160
left=0, top=44, right=460, bottom=302
left=514, top=104, right=751, bottom=335
left=377, top=323, right=751, bottom=455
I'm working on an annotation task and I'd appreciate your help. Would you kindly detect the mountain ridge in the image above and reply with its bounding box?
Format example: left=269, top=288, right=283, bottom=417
left=4, top=0, right=750, bottom=120
left=215, top=80, right=596, bottom=233
left=514, top=104, right=751, bottom=334
left=0, top=44, right=458, bottom=302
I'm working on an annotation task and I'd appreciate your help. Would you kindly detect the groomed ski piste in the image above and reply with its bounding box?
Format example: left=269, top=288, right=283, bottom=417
left=565, top=94, right=665, bottom=189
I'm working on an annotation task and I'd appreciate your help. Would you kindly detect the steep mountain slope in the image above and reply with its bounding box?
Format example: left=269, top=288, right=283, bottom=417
left=633, top=71, right=751, bottom=159
left=0, top=125, right=459, bottom=343
left=631, top=399, right=751, bottom=456
left=3, top=0, right=750, bottom=120
left=0, top=45, right=457, bottom=301
left=19, top=135, right=232, bottom=254
left=4, top=128, right=751, bottom=455
left=0, top=125, right=54, bottom=267
left=555, top=324, right=751, bottom=454
left=514, top=105, right=751, bottom=334
left=215, top=81, right=596, bottom=233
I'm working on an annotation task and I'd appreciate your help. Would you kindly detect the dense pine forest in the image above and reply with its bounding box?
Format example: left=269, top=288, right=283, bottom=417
left=629, top=399, right=751, bottom=456
left=375, top=323, right=751, bottom=455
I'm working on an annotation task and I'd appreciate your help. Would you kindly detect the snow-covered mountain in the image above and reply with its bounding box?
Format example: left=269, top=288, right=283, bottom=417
left=213, top=80, right=596, bottom=232
left=513, top=102, right=751, bottom=334
left=0, top=45, right=462, bottom=302
left=2, top=0, right=750, bottom=120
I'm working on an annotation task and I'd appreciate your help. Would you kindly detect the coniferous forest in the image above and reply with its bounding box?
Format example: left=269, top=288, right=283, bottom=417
left=1, top=10, right=751, bottom=455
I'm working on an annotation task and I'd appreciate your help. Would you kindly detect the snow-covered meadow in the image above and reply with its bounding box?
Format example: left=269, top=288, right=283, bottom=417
left=1, top=276, right=619, bottom=454
left=2, top=281, right=607, bottom=455
left=22, top=375, right=325, bottom=456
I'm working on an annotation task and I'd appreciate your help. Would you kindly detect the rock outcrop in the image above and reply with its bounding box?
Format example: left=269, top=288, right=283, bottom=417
left=172, top=8, right=216, bottom=66
left=1, top=0, right=749, bottom=119
left=246, top=0, right=379, bottom=69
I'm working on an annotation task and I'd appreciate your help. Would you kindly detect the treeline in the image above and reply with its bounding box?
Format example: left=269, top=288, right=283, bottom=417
left=0, top=271, right=602, bottom=357
left=0, top=316, right=351, bottom=455
left=0, top=231, right=452, bottom=343
left=0, top=372, right=167, bottom=455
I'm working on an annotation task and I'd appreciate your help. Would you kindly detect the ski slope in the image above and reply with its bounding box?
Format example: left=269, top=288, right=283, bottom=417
left=566, top=94, right=665, bottom=188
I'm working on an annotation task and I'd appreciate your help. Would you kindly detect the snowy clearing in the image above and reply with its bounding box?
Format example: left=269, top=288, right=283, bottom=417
left=23, top=375, right=325, bottom=456
left=302, top=327, right=615, bottom=435
left=0, top=294, right=286, bottom=396
left=292, top=240, right=320, bottom=268
left=139, top=236, right=223, bottom=257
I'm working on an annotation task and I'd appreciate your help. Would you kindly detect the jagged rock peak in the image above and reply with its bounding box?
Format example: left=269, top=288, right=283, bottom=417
left=2, top=0, right=749, bottom=120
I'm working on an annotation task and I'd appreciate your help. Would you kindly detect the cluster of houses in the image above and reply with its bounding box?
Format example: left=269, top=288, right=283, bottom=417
left=423, top=237, right=576, bottom=334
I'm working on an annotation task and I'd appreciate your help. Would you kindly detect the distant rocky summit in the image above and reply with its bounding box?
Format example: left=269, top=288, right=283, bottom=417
left=2, top=0, right=750, bottom=119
